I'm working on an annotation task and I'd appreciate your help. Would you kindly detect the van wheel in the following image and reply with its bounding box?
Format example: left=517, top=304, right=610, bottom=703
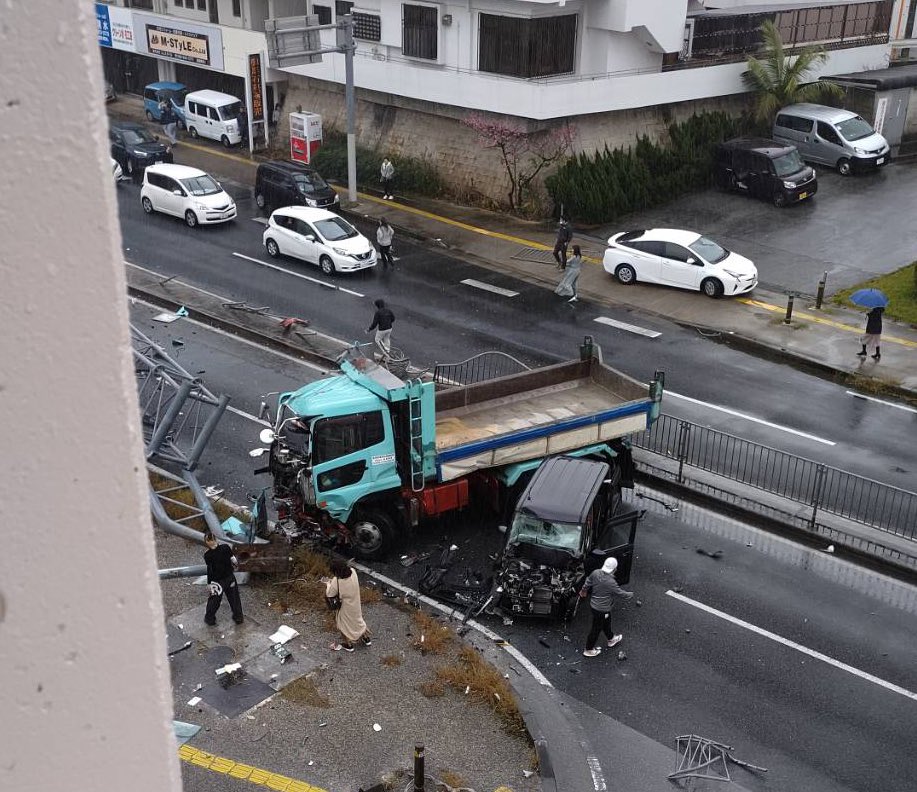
left=615, top=264, right=637, bottom=285
left=772, top=190, right=787, bottom=207
left=837, top=158, right=852, bottom=176
left=189, top=127, right=198, bottom=139
left=145, top=110, right=154, bottom=121
left=320, top=255, right=336, bottom=275
left=701, top=278, right=723, bottom=298
left=348, top=508, right=396, bottom=560
left=265, top=238, right=280, bottom=258
left=141, top=197, right=154, bottom=214
left=184, top=210, right=199, bottom=228
left=221, top=135, right=231, bottom=148
left=255, top=192, right=266, bottom=210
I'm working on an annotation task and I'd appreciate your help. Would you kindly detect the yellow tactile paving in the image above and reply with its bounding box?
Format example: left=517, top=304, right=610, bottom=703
left=178, top=745, right=327, bottom=792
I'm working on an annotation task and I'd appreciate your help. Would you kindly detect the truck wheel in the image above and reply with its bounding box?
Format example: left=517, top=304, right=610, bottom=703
left=348, top=508, right=396, bottom=560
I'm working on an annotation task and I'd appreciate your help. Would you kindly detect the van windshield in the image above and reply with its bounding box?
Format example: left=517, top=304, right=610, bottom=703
left=773, top=149, right=805, bottom=177
left=315, top=216, right=358, bottom=241
left=509, top=511, right=581, bottom=553
left=179, top=175, right=222, bottom=197
left=163, top=89, right=188, bottom=106
left=295, top=173, right=329, bottom=195
left=836, top=116, right=874, bottom=141
left=218, top=102, right=242, bottom=121
left=689, top=236, right=729, bottom=264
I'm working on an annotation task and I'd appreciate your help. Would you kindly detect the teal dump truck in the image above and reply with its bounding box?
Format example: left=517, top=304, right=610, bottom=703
left=258, top=338, right=663, bottom=559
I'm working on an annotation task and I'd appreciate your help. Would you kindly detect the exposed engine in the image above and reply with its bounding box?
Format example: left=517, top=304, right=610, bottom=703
left=498, top=556, right=583, bottom=618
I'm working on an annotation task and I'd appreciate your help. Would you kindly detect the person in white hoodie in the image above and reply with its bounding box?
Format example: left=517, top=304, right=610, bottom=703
left=380, top=157, right=395, bottom=200
left=580, top=556, right=634, bottom=657
left=376, top=217, right=395, bottom=270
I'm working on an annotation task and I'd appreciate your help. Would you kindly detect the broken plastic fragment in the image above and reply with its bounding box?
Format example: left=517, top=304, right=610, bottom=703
left=187, top=696, right=201, bottom=707
left=373, top=723, right=382, bottom=732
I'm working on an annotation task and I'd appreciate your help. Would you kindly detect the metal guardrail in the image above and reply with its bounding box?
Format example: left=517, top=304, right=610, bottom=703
left=634, top=414, right=917, bottom=541
left=434, top=351, right=531, bottom=386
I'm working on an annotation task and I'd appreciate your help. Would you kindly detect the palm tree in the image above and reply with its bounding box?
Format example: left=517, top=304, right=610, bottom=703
left=743, top=20, right=844, bottom=122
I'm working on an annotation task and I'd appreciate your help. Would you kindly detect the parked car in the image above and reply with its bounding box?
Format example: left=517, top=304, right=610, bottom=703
left=714, top=137, right=816, bottom=206
left=111, top=158, right=123, bottom=184
left=183, top=89, right=242, bottom=147
left=109, top=120, right=173, bottom=182
left=255, top=160, right=339, bottom=211
left=772, top=103, right=890, bottom=175
left=140, top=163, right=236, bottom=228
left=602, top=228, right=758, bottom=298
left=143, top=81, right=188, bottom=126
left=263, top=207, right=376, bottom=274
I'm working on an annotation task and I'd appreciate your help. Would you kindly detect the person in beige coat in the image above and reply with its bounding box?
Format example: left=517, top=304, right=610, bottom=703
left=325, top=558, right=371, bottom=652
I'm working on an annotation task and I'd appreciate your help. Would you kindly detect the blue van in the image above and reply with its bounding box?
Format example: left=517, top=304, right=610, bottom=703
left=143, top=82, right=188, bottom=126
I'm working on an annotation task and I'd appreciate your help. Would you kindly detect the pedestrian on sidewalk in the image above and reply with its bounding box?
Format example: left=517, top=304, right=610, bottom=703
left=580, top=556, right=633, bottom=657
left=376, top=218, right=395, bottom=270
left=555, top=244, right=582, bottom=303
left=159, top=100, right=178, bottom=145
left=203, top=533, right=244, bottom=626
left=553, top=218, right=572, bottom=270
left=324, top=558, right=371, bottom=652
left=380, top=157, right=395, bottom=200
left=270, top=102, right=281, bottom=132
left=367, top=298, right=395, bottom=361
left=857, top=306, right=883, bottom=361
left=238, top=105, right=249, bottom=148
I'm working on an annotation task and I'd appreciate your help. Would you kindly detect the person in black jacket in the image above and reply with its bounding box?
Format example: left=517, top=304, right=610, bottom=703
left=203, top=533, right=244, bottom=626
left=857, top=307, right=883, bottom=361
left=553, top=218, right=572, bottom=270
left=367, top=298, right=395, bottom=361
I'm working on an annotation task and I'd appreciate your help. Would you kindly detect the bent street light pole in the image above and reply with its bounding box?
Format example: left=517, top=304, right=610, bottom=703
left=343, top=15, right=357, bottom=204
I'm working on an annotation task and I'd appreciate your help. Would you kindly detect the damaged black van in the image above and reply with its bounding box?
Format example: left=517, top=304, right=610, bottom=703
left=494, top=455, right=643, bottom=619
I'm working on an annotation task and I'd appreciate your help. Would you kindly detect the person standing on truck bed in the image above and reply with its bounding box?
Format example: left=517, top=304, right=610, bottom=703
left=580, top=556, right=633, bottom=657
left=367, top=298, right=395, bottom=362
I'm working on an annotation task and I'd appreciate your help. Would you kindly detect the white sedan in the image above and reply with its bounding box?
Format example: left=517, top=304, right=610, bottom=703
left=602, top=228, right=757, bottom=298
left=263, top=206, right=376, bottom=274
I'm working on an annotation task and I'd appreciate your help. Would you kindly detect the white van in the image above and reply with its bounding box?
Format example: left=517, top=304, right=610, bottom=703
left=140, top=163, right=237, bottom=228
left=772, top=103, right=889, bottom=175
left=182, top=89, right=242, bottom=148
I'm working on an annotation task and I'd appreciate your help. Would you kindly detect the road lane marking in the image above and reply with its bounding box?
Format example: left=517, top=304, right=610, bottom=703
left=226, top=405, right=272, bottom=426
left=232, top=252, right=366, bottom=297
left=666, top=390, right=836, bottom=446
left=594, top=316, right=661, bottom=338
left=179, top=744, right=327, bottom=792
left=845, top=390, right=917, bottom=414
left=250, top=216, right=268, bottom=225
left=461, top=278, right=519, bottom=297
left=667, top=590, right=917, bottom=703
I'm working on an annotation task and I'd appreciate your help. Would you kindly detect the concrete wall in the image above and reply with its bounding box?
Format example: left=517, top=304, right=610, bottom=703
left=0, top=2, right=182, bottom=791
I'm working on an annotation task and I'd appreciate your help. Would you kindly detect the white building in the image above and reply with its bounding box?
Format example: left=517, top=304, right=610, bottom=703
left=97, top=1, right=915, bottom=196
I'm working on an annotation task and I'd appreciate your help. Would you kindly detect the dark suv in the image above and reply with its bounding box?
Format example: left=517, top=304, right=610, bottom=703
left=254, top=161, right=339, bottom=211
left=109, top=120, right=173, bottom=183
left=714, top=137, right=817, bottom=207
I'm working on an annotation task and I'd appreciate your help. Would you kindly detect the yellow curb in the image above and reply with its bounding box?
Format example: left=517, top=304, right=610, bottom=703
left=177, top=139, right=259, bottom=166
left=179, top=745, right=327, bottom=792
left=738, top=298, right=917, bottom=348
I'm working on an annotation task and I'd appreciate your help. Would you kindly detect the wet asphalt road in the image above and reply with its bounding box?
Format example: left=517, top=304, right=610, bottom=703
left=133, top=304, right=917, bottom=792
left=118, top=180, right=917, bottom=498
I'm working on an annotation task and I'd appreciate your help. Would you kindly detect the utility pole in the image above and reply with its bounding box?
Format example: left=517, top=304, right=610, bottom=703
left=341, top=15, right=357, bottom=203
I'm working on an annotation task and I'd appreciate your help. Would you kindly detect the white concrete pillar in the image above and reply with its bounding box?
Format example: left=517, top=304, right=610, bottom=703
left=0, top=2, right=183, bottom=791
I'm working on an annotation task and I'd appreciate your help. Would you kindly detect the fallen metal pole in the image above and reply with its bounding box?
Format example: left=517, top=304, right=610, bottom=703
left=158, top=565, right=208, bottom=580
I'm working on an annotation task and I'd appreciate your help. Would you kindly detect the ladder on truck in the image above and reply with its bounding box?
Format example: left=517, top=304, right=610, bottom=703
left=406, top=380, right=425, bottom=492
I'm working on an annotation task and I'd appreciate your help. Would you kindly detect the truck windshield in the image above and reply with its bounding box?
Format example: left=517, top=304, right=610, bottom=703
left=508, top=512, right=581, bottom=553
left=772, top=149, right=804, bottom=177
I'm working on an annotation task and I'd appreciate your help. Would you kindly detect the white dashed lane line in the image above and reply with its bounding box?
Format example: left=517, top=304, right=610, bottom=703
left=232, top=252, right=365, bottom=297
left=845, top=390, right=917, bottom=414
left=593, top=316, right=661, bottom=338
left=460, top=278, right=519, bottom=297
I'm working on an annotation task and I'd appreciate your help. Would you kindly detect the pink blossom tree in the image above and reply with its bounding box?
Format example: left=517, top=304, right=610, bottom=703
left=463, top=113, right=576, bottom=213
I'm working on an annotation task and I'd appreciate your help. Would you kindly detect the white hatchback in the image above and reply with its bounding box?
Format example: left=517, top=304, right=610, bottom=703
left=602, top=228, right=758, bottom=298
left=140, top=163, right=237, bottom=228
left=263, top=206, right=376, bottom=274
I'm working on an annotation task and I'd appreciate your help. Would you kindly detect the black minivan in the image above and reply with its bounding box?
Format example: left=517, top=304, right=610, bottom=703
left=714, top=137, right=817, bottom=207
left=254, top=160, right=339, bottom=212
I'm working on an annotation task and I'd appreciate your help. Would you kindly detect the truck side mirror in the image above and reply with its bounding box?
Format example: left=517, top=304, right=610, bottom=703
left=259, top=428, right=276, bottom=444
left=497, top=524, right=507, bottom=534
left=249, top=448, right=267, bottom=457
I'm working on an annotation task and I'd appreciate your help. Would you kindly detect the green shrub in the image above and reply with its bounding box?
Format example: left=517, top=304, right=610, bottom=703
left=311, top=130, right=445, bottom=198
left=545, top=111, right=754, bottom=224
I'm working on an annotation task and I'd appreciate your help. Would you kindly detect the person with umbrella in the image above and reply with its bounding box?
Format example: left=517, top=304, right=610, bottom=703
left=851, top=288, right=888, bottom=361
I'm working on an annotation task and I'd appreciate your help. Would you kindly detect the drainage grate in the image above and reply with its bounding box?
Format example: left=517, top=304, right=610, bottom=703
left=511, top=246, right=602, bottom=264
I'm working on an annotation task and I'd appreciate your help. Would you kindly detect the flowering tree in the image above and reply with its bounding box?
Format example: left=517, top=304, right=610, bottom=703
left=463, top=113, right=577, bottom=213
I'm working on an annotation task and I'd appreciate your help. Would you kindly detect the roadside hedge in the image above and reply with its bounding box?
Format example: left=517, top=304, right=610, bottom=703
left=310, top=130, right=445, bottom=197
left=545, top=112, right=753, bottom=225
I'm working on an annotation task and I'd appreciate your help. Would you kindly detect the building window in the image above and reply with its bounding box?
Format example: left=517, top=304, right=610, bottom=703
left=403, top=4, right=437, bottom=60
left=353, top=12, right=382, bottom=41
left=335, top=0, right=353, bottom=17
left=198, top=0, right=207, bottom=11
left=233, top=0, right=241, bottom=17
left=478, top=14, right=577, bottom=78
left=313, top=4, right=332, bottom=24
left=127, top=0, right=154, bottom=9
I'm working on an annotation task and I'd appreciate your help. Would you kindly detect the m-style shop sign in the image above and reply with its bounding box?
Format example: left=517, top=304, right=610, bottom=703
left=126, top=11, right=225, bottom=71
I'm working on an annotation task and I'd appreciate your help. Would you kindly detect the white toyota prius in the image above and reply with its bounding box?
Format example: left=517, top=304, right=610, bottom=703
left=602, top=228, right=758, bottom=298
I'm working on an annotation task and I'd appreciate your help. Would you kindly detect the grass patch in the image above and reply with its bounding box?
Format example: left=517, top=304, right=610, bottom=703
left=281, top=675, right=330, bottom=708
left=833, top=262, right=917, bottom=326
left=410, top=611, right=454, bottom=655
left=417, top=679, right=446, bottom=698
left=149, top=470, right=237, bottom=530
left=435, top=646, right=527, bottom=737
left=380, top=654, right=403, bottom=668
left=438, top=770, right=467, bottom=789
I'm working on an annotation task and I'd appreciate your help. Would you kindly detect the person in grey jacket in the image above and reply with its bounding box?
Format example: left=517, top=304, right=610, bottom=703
left=376, top=218, right=395, bottom=270
left=580, top=556, right=633, bottom=657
